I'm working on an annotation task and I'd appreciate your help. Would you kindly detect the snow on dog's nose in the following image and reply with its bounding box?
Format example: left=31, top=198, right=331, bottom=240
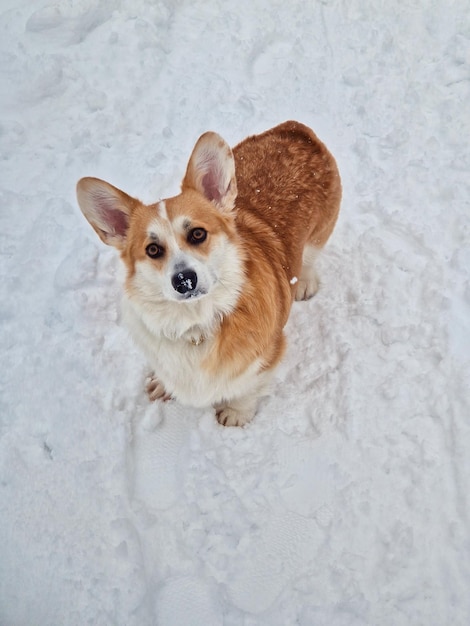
left=171, top=269, right=198, bottom=295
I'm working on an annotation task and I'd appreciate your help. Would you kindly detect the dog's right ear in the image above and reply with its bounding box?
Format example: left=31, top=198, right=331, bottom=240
left=76, top=177, right=134, bottom=249
left=182, top=132, right=237, bottom=213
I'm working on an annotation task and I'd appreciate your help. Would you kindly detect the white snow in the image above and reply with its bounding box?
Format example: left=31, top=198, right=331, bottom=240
left=1, top=1, right=470, bottom=625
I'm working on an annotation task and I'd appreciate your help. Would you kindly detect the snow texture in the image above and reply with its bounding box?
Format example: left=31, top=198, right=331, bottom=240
left=1, top=1, right=470, bottom=625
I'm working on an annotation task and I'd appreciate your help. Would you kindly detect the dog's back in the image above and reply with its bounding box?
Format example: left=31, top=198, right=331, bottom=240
left=234, top=120, right=341, bottom=261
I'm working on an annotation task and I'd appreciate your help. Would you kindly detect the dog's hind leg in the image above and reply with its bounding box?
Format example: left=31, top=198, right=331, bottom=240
left=295, top=244, right=320, bottom=301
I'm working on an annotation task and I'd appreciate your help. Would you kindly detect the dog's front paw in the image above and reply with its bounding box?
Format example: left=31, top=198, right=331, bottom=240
left=146, top=374, right=172, bottom=402
left=216, top=406, right=254, bottom=427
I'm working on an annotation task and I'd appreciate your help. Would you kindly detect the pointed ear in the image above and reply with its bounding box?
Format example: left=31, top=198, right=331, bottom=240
left=181, top=132, right=237, bottom=213
left=76, top=177, right=135, bottom=249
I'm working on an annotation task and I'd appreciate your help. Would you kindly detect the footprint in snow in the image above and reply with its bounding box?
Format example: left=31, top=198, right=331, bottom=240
left=127, top=403, right=191, bottom=511
left=155, top=576, right=222, bottom=626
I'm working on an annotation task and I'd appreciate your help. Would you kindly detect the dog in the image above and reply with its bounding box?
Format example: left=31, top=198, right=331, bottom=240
left=76, top=121, right=341, bottom=426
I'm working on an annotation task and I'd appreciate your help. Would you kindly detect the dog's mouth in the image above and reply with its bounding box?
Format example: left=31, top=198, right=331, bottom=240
left=180, top=288, right=207, bottom=301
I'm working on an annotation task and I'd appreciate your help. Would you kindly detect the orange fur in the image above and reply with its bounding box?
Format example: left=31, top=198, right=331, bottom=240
left=205, top=121, right=341, bottom=377
left=234, top=121, right=341, bottom=253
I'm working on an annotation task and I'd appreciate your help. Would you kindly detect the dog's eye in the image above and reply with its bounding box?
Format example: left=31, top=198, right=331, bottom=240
left=146, top=243, right=164, bottom=259
left=188, top=228, right=207, bottom=245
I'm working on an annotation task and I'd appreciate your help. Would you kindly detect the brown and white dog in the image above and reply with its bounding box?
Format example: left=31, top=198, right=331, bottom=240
left=76, top=121, right=341, bottom=426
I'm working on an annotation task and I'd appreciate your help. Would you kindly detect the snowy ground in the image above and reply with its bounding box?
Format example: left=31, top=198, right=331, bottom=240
left=1, top=0, right=470, bottom=624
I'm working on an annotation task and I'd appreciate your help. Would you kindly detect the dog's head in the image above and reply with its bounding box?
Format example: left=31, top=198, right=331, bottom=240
left=77, top=132, right=243, bottom=313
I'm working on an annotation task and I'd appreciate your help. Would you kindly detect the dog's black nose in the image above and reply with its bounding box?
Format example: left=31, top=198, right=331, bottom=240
left=171, top=269, right=198, bottom=294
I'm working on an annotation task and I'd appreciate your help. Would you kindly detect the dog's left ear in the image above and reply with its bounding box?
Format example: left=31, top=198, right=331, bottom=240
left=182, top=132, right=237, bottom=213
left=76, top=177, right=134, bottom=249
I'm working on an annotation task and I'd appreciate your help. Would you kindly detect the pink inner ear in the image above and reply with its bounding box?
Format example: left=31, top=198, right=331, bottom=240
left=97, top=198, right=129, bottom=236
left=202, top=171, right=222, bottom=203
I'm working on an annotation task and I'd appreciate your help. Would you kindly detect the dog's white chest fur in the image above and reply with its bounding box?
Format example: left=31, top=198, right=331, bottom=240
left=122, top=296, right=263, bottom=408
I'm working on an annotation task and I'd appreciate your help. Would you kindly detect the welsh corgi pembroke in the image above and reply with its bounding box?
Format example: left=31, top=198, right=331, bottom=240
left=77, top=121, right=341, bottom=426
